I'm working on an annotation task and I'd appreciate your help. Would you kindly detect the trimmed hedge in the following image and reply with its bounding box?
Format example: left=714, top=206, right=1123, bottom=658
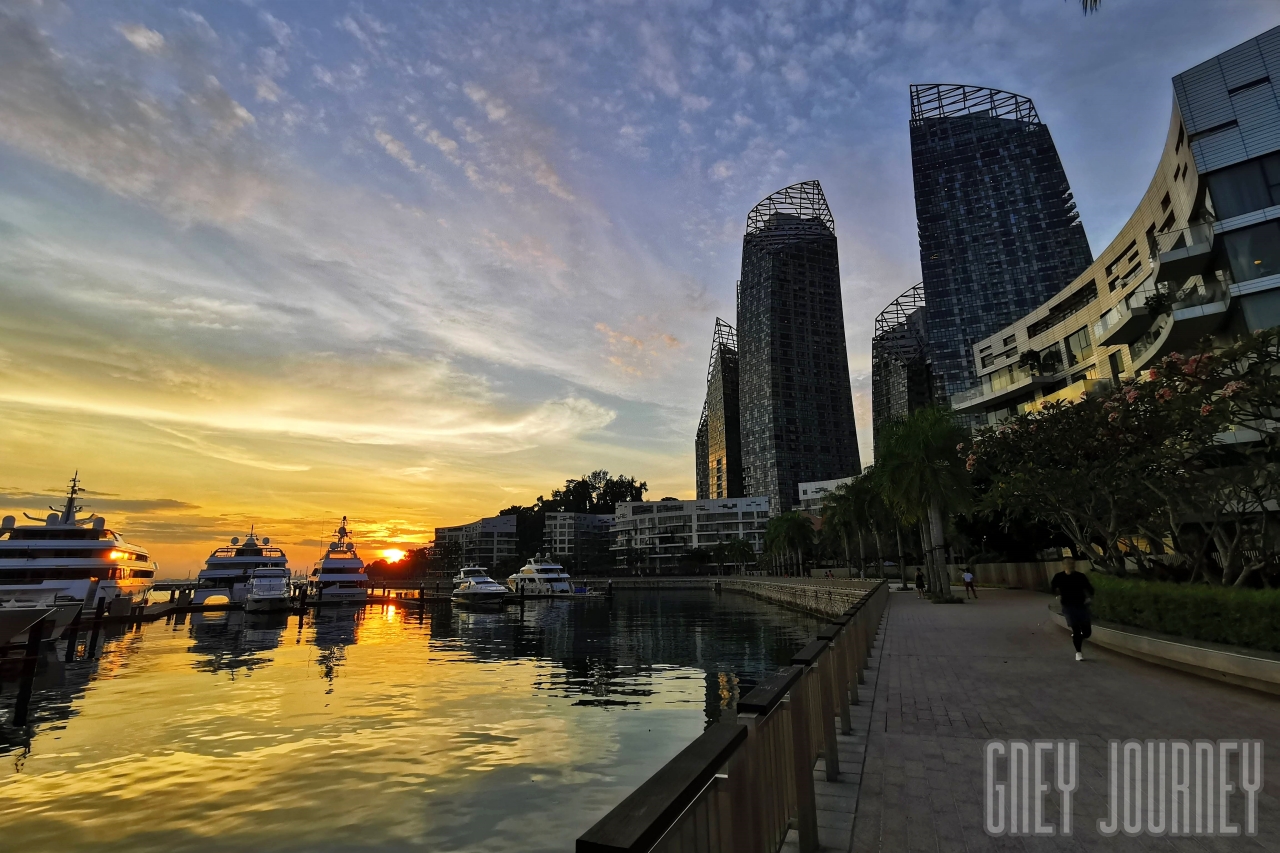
left=1090, top=574, right=1280, bottom=653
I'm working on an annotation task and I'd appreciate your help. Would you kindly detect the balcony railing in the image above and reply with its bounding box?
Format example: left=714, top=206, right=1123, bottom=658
left=1155, top=222, right=1216, bottom=283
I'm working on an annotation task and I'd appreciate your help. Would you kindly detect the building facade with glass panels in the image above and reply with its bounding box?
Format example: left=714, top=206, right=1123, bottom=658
left=736, top=181, right=860, bottom=513
left=954, top=26, right=1280, bottom=423
left=910, top=84, right=1094, bottom=407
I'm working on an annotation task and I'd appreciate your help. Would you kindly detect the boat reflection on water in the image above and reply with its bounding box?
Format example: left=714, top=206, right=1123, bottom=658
left=186, top=610, right=290, bottom=676
left=312, top=606, right=362, bottom=685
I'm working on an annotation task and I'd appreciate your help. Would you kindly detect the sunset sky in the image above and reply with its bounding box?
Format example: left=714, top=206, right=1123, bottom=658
left=1, top=0, right=1275, bottom=575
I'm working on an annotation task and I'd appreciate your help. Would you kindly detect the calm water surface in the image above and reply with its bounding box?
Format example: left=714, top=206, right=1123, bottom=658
left=0, top=591, right=821, bottom=852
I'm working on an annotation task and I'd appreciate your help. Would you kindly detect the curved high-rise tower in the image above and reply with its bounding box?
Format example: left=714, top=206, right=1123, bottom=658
left=695, top=318, right=742, bottom=500
left=737, top=180, right=860, bottom=512
left=910, top=84, right=1093, bottom=405
left=870, top=281, right=931, bottom=449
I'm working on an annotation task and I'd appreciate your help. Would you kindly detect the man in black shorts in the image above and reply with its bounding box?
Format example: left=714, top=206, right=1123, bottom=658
left=1050, top=556, right=1094, bottom=661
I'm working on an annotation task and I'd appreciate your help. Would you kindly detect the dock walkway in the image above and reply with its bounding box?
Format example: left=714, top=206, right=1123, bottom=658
left=851, top=588, right=1280, bottom=851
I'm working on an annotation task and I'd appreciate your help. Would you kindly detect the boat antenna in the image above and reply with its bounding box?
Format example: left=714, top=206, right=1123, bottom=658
left=54, top=471, right=83, bottom=525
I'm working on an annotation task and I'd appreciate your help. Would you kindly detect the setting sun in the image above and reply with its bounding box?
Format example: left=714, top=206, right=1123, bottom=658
left=382, top=549, right=406, bottom=563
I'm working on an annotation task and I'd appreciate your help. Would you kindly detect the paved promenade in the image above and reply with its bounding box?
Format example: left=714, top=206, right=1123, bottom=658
left=851, top=588, right=1280, bottom=851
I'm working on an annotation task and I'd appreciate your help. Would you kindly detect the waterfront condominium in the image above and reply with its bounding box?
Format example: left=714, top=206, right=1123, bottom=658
left=736, top=180, right=860, bottom=512
left=870, top=281, right=932, bottom=449
left=433, top=515, right=517, bottom=568
left=910, top=84, right=1094, bottom=406
left=954, top=25, right=1280, bottom=423
left=611, top=497, right=769, bottom=571
left=695, top=318, right=743, bottom=500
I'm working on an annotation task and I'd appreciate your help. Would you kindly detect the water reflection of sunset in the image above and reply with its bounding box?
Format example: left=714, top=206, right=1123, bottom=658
left=1, top=594, right=819, bottom=850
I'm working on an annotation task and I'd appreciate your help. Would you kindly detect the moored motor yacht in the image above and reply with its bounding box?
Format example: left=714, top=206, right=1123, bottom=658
left=245, top=567, right=292, bottom=612
left=196, top=529, right=288, bottom=606
left=309, top=517, right=369, bottom=604
left=0, top=474, right=157, bottom=638
left=505, top=554, right=592, bottom=597
left=450, top=567, right=508, bottom=607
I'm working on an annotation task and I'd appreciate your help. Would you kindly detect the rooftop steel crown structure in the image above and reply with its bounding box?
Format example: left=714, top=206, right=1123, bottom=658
left=910, top=84, right=1040, bottom=124
left=737, top=180, right=859, bottom=512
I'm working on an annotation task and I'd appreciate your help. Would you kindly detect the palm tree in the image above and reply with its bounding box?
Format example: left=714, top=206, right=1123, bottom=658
left=765, top=512, right=814, bottom=577
left=1080, top=0, right=1101, bottom=12
left=821, top=483, right=861, bottom=574
left=723, top=537, right=756, bottom=574
left=876, top=406, right=971, bottom=602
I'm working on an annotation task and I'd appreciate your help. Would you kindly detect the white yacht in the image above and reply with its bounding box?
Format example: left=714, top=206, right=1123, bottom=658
left=245, top=567, right=292, bottom=612
left=196, top=529, right=288, bottom=606
left=0, top=599, right=56, bottom=647
left=0, top=474, right=156, bottom=637
left=506, top=554, right=581, bottom=597
left=309, top=517, right=369, bottom=604
left=450, top=567, right=508, bottom=607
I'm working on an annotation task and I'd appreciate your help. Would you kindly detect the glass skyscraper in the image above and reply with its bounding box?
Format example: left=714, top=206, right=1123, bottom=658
left=910, top=84, right=1093, bottom=404
left=737, top=180, right=860, bottom=512
left=694, top=318, right=743, bottom=500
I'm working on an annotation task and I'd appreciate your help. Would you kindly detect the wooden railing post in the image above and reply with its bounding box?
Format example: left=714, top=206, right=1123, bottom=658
left=818, top=622, right=853, bottom=734
left=786, top=685, right=819, bottom=853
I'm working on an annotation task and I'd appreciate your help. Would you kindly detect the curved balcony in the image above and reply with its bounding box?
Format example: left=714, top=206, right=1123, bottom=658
left=952, top=371, right=1057, bottom=414
left=1127, top=275, right=1231, bottom=372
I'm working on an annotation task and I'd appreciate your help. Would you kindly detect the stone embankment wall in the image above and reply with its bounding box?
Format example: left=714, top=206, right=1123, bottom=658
left=721, top=579, right=875, bottom=618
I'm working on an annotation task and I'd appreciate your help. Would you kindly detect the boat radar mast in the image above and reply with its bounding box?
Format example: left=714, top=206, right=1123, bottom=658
left=24, top=472, right=97, bottom=526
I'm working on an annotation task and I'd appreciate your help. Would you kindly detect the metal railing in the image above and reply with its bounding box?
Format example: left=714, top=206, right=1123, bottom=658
left=576, top=580, right=889, bottom=853
left=1155, top=221, right=1214, bottom=257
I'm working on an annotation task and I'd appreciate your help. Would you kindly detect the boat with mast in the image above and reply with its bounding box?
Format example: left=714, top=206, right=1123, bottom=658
left=309, top=517, right=369, bottom=604
left=0, top=473, right=156, bottom=639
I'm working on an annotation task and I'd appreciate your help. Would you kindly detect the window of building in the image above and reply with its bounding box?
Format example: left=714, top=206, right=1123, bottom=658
left=1223, top=221, right=1280, bottom=282
left=1065, top=326, right=1093, bottom=367
left=1205, top=153, right=1280, bottom=219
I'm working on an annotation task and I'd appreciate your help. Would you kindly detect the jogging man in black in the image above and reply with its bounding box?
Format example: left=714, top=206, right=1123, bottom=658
left=1050, top=556, right=1094, bottom=661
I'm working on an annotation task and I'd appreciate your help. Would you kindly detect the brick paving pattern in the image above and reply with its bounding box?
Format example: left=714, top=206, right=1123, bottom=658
left=850, top=588, right=1280, bottom=852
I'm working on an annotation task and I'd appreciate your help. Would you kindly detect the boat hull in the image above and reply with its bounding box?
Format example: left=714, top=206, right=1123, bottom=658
left=451, top=591, right=507, bottom=608
left=0, top=605, right=54, bottom=647
left=245, top=595, right=291, bottom=613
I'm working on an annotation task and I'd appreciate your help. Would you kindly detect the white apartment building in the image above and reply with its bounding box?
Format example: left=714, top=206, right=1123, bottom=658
left=611, top=497, right=770, bottom=570
left=542, top=512, right=614, bottom=569
left=434, top=515, right=518, bottom=568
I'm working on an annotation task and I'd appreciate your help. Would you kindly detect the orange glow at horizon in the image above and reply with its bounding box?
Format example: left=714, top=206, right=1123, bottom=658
left=382, top=549, right=406, bottom=563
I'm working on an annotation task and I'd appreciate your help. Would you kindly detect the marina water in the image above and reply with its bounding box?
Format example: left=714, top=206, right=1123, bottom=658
left=1, top=590, right=820, bottom=852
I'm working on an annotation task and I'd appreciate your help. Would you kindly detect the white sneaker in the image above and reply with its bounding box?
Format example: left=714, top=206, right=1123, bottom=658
left=1075, top=652, right=1084, bottom=662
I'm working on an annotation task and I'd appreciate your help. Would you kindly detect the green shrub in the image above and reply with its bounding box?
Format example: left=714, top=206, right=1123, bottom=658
left=1090, top=574, right=1280, bottom=652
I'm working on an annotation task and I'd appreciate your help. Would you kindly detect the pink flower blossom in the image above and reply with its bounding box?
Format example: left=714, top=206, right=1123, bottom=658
left=1108, top=412, right=1119, bottom=423
left=1168, top=352, right=1184, bottom=364
left=1156, top=388, right=1173, bottom=402
left=965, top=455, right=976, bottom=472
left=1125, top=388, right=1139, bottom=403
left=1222, top=380, right=1246, bottom=397
left=956, top=443, right=965, bottom=452
left=1200, top=404, right=1213, bottom=416
left=1147, top=369, right=1158, bottom=381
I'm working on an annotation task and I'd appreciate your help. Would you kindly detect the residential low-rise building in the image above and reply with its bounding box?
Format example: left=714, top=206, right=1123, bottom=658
left=954, top=26, right=1280, bottom=424
left=611, top=497, right=770, bottom=570
left=433, top=515, right=518, bottom=568
left=542, top=512, right=615, bottom=571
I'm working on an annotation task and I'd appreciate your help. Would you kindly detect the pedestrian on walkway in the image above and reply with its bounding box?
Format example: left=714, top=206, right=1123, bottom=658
left=962, top=569, right=978, bottom=599
left=1050, top=556, right=1094, bottom=661
left=914, top=568, right=925, bottom=598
